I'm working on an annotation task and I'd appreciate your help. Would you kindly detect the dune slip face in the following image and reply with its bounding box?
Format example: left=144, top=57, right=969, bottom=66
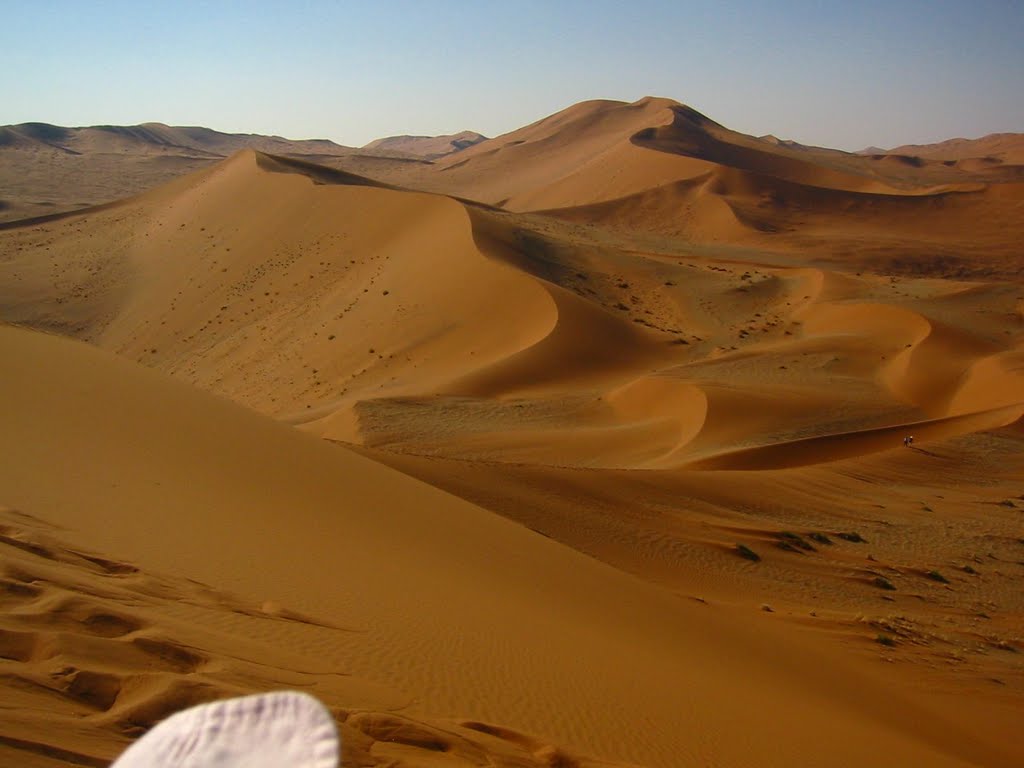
left=1, top=96, right=1023, bottom=767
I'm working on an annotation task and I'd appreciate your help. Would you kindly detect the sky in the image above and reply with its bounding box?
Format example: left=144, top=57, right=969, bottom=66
left=2, top=0, right=1022, bottom=151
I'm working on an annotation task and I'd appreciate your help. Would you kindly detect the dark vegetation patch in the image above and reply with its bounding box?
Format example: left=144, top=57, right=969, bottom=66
left=735, top=544, right=761, bottom=562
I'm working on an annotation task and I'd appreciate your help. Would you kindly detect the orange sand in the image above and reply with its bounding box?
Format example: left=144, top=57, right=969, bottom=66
left=0, top=97, right=1021, bottom=767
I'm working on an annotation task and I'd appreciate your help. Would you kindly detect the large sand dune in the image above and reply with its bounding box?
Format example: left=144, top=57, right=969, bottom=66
left=1, top=323, right=1018, bottom=768
left=4, top=149, right=1019, bottom=460
left=1, top=96, right=1022, bottom=767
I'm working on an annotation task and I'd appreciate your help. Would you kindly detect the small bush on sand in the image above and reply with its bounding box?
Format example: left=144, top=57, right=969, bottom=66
left=735, top=544, right=761, bottom=562
left=778, top=531, right=815, bottom=551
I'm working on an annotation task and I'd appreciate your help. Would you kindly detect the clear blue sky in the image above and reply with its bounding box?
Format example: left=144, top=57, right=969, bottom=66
left=2, top=0, right=1022, bottom=150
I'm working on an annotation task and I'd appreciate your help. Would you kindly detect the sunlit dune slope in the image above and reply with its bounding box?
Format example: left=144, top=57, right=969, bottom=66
left=4, top=323, right=1016, bottom=767
left=0, top=150, right=564, bottom=422
left=415, top=97, right=717, bottom=209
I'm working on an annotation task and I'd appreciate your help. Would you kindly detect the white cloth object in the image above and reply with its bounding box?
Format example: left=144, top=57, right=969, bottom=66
left=111, top=691, right=338, bottom=768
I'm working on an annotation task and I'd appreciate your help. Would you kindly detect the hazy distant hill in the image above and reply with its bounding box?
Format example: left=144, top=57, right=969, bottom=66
left=0, top=121, right=354, bottom=158
left=859, top=132, right=1024, bottom=164
left=0, top=122, right=400, bottom=222
left=362, top=130, right=488, bottom=159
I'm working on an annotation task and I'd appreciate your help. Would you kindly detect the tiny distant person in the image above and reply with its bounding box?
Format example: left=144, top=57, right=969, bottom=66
left=903, top=436, right=909, bottom=447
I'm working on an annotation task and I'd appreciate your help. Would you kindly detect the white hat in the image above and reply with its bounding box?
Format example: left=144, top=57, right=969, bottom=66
left=111, top=691, right=338, bottom=768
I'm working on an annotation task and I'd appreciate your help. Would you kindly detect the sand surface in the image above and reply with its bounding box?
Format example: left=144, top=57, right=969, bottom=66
left=0, top=97, right=1022, bottom=767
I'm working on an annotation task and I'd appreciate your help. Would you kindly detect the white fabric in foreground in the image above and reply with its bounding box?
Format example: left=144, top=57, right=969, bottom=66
left=111, top=691, right=338, bottom=768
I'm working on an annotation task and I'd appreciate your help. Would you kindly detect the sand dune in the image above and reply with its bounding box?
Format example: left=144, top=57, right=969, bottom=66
left=406, top=97, right=713, bottom=209
left=0, top=151, right=565, bottom=420
left=2, top=147, right=1019, bottom=468
left=6, top=324, right=1017, bottom=767
left=404, top=98, right=1020, bottom=215
left=686, top=403, right=1024, bottom=470
left=1, top=96, right=1022, bottom=767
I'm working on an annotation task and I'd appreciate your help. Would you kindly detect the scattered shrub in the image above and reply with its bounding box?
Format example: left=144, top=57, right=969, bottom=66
left=873, top=576, right=896, bottom=591
left=778, top=531, right=815, bottom=551
left=735, top=544, right=761, bottom=562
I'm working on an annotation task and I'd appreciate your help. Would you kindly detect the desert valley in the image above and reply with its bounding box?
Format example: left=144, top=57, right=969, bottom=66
left=1, top=96, right=1023, bottom=767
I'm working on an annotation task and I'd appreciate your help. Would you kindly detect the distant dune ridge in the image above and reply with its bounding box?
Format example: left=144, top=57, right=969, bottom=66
left=0, top=121, right=461, bottom=222
left=362, top=130, right=488, bottom=159
left=861, top=132, right=1024, bottom=164
left=0, top=120, right=355, bottom=157
left=0, top=96, right=1022, bottom=767
left=3, top=101, right=1021, bottom=223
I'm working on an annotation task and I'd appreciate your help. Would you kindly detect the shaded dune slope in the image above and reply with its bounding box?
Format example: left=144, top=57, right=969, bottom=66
left=632, top=105, right=906, bottom=194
